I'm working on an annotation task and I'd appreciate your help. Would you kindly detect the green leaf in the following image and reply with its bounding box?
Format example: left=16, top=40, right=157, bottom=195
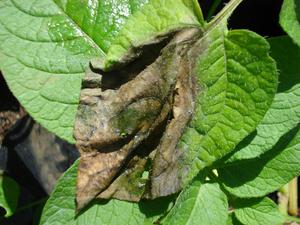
left=0, top=175, right=20, bottom=217
left=233, top=198, right=285, bottom=225
left=280, top=0, right=300, bottom=47
left=100, top=0, right=204, bottom=70
left=218, top=125, right=300, bottom=198
left=181, top=24, right=278, bottom=181
left=226, top=36, right=300, bottom=162
left=40, top=160, right=173, bottom=225
left=0, top=0, right=147, bottom=143
left=163, top=181, right=228, bottom=225
left=53, top=0, right=150, bottom=53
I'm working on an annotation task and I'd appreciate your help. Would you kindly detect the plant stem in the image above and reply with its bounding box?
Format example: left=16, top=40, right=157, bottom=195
left=206, top=0, right=243, bottom=32
left=207, top=0, right=223, bottom=21
left=278, top=184, right=289, bottom=215
left=288, top=177, right=298, bottom=216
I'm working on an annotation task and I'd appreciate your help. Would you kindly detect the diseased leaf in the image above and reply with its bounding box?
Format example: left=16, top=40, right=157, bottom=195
left=97, top=155, right=149, bottom=201
left=0, top=0, right=147, bottom=143
left=0, top=108, right=26, bottom=143
left=74, top=28, right=201, bottom=210
left=180, top=25, right=277, bottom=183
left=163, top=181, right=228, bottom=225
left=73, top=0, right=277, bottom=210
left=40, top=160, right=174, bottom=225
left=218, top=125, right=300, bottom=198
left=97, top=0, right=204, bottom=70
left=280, top=0, right=300, bottom=47
left=233, top=198, right=285, bottom=225
left=226, top=36, right=300, bottom=163
left=145, top=0, right=277, bottom=194
left=149, top=32, right=199, bottom=198
left=147, top=0, right=267, bottom=197
left=0, top=175, right=20, bottom=217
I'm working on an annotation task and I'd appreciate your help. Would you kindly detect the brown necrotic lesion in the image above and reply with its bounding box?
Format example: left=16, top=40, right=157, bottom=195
left=73, top=28, right=201, bottom=211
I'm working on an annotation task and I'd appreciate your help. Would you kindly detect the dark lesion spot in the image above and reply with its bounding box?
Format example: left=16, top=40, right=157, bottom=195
left=89, top=37, right=173, bottom=91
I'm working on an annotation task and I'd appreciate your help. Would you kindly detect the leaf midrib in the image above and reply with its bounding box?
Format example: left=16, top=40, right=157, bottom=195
left=185, top=185, right=207, bottom=225
left=52, top=0, right=106, bottom=56
left=199, top=30, right=228, bottom=140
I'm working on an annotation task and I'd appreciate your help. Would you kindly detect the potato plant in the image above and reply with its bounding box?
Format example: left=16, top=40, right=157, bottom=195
left=0, top=0, right=299, bottom=224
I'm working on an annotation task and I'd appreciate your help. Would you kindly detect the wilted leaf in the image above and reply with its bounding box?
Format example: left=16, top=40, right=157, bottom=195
left=74, top=28, right=201, bottom=210
left=74, top=0, right=277, bottom=211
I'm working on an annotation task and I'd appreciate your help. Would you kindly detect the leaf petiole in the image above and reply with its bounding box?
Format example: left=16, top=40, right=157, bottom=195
left=205, top=0, right=243, bottom=31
